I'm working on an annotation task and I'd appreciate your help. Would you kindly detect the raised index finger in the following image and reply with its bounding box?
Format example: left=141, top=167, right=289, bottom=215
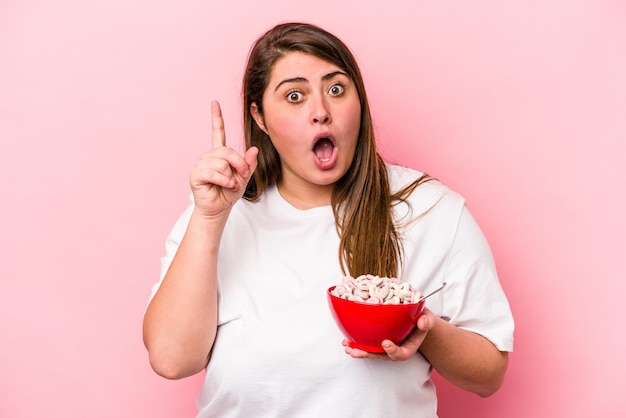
left=211, top=100, right=226, bottom=148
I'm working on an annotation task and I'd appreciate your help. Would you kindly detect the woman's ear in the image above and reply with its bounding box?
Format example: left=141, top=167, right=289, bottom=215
left=250, top=103, right=268, bottom=135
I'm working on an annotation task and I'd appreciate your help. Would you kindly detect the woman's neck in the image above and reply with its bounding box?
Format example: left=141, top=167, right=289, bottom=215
left=276, top=179, right=333, bottom=210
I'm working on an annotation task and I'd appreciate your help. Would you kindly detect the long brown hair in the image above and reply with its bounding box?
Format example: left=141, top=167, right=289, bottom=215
left=242, top=22, right=429, bottom=278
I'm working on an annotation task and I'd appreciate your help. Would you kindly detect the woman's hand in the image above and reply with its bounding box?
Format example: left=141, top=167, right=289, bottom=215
left=342, top=308, right=437, bottom=361
left=190, top=101, right=258, bottom=219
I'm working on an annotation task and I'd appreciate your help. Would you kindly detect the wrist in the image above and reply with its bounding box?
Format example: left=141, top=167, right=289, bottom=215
left=185, top=208, right=230, bottom=245
left=191, top=205, right=231, bottom=224
left=418, top=315, right=447, bottom=357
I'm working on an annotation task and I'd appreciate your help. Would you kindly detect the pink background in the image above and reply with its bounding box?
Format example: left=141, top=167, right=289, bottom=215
left=2, top=1, right=625, bottom=417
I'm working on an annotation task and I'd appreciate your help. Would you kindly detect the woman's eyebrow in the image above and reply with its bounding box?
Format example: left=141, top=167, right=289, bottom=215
left=273, top=71, right=349, bottom=92
left=322, top=71, right=349, bottom=81
left=274, top=77, right=307, bottom=92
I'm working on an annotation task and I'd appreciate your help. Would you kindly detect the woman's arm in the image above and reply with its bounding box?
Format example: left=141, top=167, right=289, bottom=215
left=418, top=314, right=508, bottom=397
left=343, top=309, right=508, bottom=397
left=142, top=210, right=226, bottom=380
left=143, top=101, right=258, bottom=380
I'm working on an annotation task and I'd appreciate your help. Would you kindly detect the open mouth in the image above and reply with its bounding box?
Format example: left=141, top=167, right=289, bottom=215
left=313, top=137, right=335, bottom=162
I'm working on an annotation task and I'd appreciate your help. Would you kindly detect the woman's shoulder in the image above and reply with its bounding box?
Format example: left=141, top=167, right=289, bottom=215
left=386, top=163, right=453, bottom=193
left=386, top=163, right=466, bottom=212
left=386, top=163, right=426, bottom=187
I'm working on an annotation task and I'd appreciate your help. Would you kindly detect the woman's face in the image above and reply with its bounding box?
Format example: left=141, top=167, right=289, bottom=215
left=251, top=51, right=361, bottom=207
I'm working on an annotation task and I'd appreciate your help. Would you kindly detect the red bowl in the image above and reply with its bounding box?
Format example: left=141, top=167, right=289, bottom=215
left=327, top=286, right=425, bottom=353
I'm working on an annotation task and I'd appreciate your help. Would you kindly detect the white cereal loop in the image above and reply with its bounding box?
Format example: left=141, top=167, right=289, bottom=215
left=331, top=275, right=422, bottom=305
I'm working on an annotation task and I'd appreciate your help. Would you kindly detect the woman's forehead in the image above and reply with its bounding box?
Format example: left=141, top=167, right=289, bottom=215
left=267, top=52, right=346, bottom=87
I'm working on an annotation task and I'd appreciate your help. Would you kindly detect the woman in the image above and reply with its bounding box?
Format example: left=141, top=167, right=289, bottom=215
left=143, top=22, right=514, bottom=417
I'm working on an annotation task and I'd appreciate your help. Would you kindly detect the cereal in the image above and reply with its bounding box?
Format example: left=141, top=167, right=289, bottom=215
left=331, top=274, right=422, bottom=304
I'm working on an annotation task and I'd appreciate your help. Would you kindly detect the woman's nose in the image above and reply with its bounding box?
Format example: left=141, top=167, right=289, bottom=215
left=313, top=114, right=330, bottom=124
left=311, top=97, right=331, bottom=124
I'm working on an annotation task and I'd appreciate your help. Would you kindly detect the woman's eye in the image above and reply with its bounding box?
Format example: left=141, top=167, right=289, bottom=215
left=286, top=91, right=303, bottom=102
left=329, top=83, right=345, bottom=96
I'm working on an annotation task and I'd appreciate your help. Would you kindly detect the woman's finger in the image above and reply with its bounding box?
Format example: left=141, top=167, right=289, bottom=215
left=211, top=101, right=226, bottom=148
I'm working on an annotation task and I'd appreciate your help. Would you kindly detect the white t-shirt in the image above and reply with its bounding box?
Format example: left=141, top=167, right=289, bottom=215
left=153, top=164, right=514, bottom=418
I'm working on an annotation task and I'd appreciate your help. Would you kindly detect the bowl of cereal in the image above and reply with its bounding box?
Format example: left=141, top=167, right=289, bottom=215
left=327, top=275, right=445, bottom=353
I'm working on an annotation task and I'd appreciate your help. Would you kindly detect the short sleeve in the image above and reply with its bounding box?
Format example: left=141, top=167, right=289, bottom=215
left=148, top=194, right=195, bottom=301
left=440, top=206, right=515, bottom=352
